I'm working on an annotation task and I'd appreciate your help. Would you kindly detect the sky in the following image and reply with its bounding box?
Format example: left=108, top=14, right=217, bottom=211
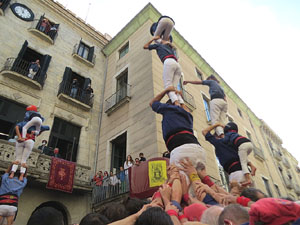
left=56, top=0, right=300, bottom=164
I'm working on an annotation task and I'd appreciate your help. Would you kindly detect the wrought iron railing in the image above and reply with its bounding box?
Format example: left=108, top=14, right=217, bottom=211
left=182, top=89, right=196, bottom=109
left=105, top=84, right=131, bottom=112
left=92, top=169, right=130, bottom=204
left=58, top=80, right=94, bottom=107
left=72, top=43, right=96, bottom=64
left=1, top=57, right=46, bottom=87
left=29, top=19, right=58, bottom=41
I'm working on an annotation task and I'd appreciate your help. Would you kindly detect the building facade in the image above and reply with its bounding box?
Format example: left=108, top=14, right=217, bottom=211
left=0, top=0, right=108, bottom=224
left=0, top=1, right=299, bottom=224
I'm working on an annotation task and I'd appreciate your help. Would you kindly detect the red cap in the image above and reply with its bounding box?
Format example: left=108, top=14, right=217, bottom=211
left=249, top=198, right=300, bottom=225
left=26, top=105, right=38, bottom=112
left=183, top=203, right=207, bottom=221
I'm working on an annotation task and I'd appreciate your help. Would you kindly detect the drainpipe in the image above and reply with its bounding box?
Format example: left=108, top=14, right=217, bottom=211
left=93, top=54, right=108, bottom=175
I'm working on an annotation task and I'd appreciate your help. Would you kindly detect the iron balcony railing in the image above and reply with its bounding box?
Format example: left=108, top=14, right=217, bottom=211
left=29, top=19, right=58, bottom=41
left=1, top=57, right=46, bottom=87
left=58, top=80, right=94, bottom=107
left=72, top=43, right=96, bottom=64
left=182, top=89, right=196, bottom=109
left=92, top=169, right=130, bottom=204
left=105, top=84, right=131, bottom=112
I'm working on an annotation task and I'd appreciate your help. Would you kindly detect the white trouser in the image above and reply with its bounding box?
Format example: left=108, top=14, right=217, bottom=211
left=163, top=58, right=184, bottom=104
left=229, top=170, right=245, bottom=183
left=154, top=17, right=174, bottom=41
left=22, top=116, right=42, bottom=139
left=209, top=98, right=228, bottom=135
left=0, top=205, right=17, bottom=217
left=170, top=143, right=206, bottom=186
left=28, top=69, right=37, bottom=79
left=238, top=142, right=253, bottom=174
left=15, top=139, right=35, bottom=164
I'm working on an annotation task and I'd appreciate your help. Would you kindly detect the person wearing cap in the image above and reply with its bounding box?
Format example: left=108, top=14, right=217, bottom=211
left=144, top=36, right=183, bottom=106
left=150, top=15, right=175, bottom=42
left=184, top=74, right=228, bottom=137
left=150, top=86, right=206, bottom=186
left=223, top=122, right=257, bottom=186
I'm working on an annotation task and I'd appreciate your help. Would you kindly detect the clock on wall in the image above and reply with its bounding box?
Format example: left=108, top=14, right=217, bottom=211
left=10, top=3, right=34, bottom=21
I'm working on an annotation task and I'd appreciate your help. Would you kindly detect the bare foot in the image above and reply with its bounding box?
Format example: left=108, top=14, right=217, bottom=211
left=9, top=172, right=14, bottom=179
left=250, top=166, right=257, bottom=176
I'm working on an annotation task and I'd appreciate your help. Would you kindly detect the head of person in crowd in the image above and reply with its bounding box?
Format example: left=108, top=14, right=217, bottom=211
left=103, top=171, right=108, bottom=177
left=102, top=202, right=128, bottom=223
left=134, top=207, right=173, bottom=225
left=230, top=181, right=243, bottom=197
left=110, top=171, right=113, bottom=176
left=249, top=198, right=300, bottom=225
left=27, top=207, right=64, bottom=225
left=41, top=140, right=47, bottom=146
left=123, top=197, right=146, bottom=215
left=79, top=213, right=109, bottom=225
left=126, top=155, right=134, bottom=165
left=195, top=161, right=206, bottom=179
left=135, top=158, right=140, bottom=166
left=120, top=166, right=124, bottom=171
left=184, top=203, right=207, bottom=222
left=98, top=170, right=103, bottom=176
left=240, top=187, right=266, bottom=202
left=207, top=74, right=219, bottom=83
left=200, top=205, right=224, bottom=225
left=218, top=204, right=249, bottom=225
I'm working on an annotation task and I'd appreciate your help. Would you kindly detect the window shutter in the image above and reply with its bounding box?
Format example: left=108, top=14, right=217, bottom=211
left=36, top=16, right=44, bottom=29
left=87, top=46, right=94, bottom=63
left=17, top=40, right=28, bottom=59
left=62, top=67, right=73, bottom=84
left=2, top=0, right=11, bottom=11
left=38, top=54, right=52, bottom=86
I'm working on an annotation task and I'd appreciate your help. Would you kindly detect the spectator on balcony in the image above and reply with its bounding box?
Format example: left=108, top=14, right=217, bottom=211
left=38, top=139, right=48, bottom=154
left=135, top=158, right=140, bottom=166
left=53, top=148, right=61, bottom=158
left=39, top=18, right=50, bottom=33
left=118, top=166, right=126, bottom=192
left=27, top=60, right=40, bottom=79
left=102, top=171, right=109, bottom=198
left=70, top=78, right=79, bottom=98
left=0, top=164, right=27, bottom=225
left=93, top=171, right=103, bottom=186
left=48, top=25, right=58, bottom=40
left=124, top=155, right=134, bottom=170
left=109, top=171, right=120, bottom=196
left=83, top=83, right=94, bottom=104
left=139, top=153, right=146, bottom=162
left=184, top=74, right=228, bottom=137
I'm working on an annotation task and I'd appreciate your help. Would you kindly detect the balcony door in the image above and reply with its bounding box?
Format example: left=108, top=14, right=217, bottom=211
left=111, top=132, right=127, bottom=172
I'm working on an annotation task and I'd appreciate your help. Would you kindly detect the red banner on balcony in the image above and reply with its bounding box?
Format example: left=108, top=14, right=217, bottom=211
left=47, top=157, right=76, bottom=193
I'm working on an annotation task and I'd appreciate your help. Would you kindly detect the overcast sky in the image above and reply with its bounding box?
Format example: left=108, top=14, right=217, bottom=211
left=56, top=0, right=300, bottom=164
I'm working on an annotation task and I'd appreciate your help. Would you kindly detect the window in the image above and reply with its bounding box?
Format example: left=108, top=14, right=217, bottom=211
left=217, top=158, right=229, bottom=191
left=237, top=108, right=243, bottom=118
left=262, top=177, right=273, bottom=197
left=246, top=131, right=252, bottom=141
left=119, top=42, right=129, bottom=59
left=268, top=140, right=274, bottom=151
left=49, top=117, right=81, bottom=162
left=195, top=68, right=203, bottom=80
left=274, top=184, right=281, bottom=197
left=111, top=132, right=127, bottom=172
left=202, top=95, right=211, bottom=122
left=116, top=69, right=128, bottom=102
left=0, top=97, right=26, bottom=140
left=35, top=16, right=60, bottom=41
left=77, top=42, right=90, bottom=59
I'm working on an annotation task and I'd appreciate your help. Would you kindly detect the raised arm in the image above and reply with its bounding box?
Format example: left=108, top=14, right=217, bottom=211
left=183, top=80, right=203, bottom=85
left=143, top=36, right=160, bottom=49
left=149, top=86, right=176, bottom=107
left=202, top=123, right=223, bottom=136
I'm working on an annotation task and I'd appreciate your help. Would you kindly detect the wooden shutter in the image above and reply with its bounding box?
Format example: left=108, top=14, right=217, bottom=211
left=36, top=16, right=44, bottom=29
left=62, top=67, right=73, bottom=84
left=2, top=0, right=11, bottom=11
left=58, top=67, right=73, bottom=95
left=87, top=46, right=94, bottom=63
left=17, top=40, right=28, bottom=59
left=38, top=54, right=52, bottom=86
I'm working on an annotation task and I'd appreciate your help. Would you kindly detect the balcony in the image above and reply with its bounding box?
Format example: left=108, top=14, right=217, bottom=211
left=0, top=58, right=46, bottom=89
left=92, top=170, right=130, bottom=206
left=253, top=146, right=265, bottom=161
left=105, top=84, right=131, bottom=115
left=28, top=19, right=58, bottom=44
left=294, top=184, right=300, bottom=195
left=283, top=176, right=293, bottom=189
left=273, top=150, right=282, bottom=161
left=57, top=80, right=93, bottom=110
left=182, top=89, right=196, bottom=111
left=282, top=157, right=291, bottom=169
left=72, top=44, right=95, bottom=67
left=0, top=140, right=91, bottom=190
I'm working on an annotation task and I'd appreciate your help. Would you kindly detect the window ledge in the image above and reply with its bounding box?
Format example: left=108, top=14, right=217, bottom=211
left=58, top=93, right=92, bottom=111
left=72, top=53, right=95, bottom=67
left=105, top=96, right=130, bottom=116
left=28, top=28, right=54, bottom=44
left=0, top=70, right=42, bottom=90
